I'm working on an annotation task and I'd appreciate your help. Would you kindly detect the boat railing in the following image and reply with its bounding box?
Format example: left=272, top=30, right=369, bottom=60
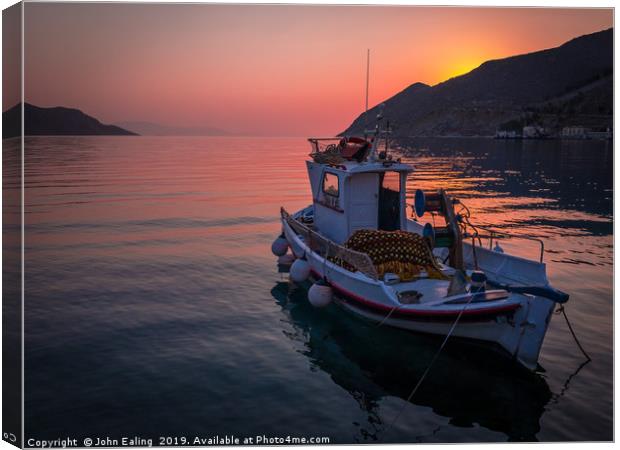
left=453, top=200, right=546, bottom=263
left=281, top=207, right=379, bottom=280
left=470, top=225, right=545, bottom=263
left=407, top=201, right=546, bottom=263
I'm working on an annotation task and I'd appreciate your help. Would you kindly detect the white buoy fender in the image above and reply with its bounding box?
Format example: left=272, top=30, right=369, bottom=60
left=308, top=280, right=333, bottom=308
left=290, top=258, right=310, bottom=282
left=271, top=235, right=289, bottom=256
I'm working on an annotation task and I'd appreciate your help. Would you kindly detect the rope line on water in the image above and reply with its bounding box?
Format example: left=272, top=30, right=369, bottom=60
left=375, top=304, right=402, bottom=327
left=557, top=304, right=591, bottom=362
left=381, top=293, right=475, bottom=440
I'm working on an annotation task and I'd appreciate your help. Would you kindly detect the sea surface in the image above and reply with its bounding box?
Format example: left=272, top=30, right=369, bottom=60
left=6, top=136, right=613, bottom=443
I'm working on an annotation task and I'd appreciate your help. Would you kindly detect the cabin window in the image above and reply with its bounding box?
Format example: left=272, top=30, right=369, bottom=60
left=322, top=172, right=340, bottom=197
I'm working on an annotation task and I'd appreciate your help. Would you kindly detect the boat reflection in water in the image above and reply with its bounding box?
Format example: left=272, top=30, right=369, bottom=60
left=271, top=280, right=552, bottom=443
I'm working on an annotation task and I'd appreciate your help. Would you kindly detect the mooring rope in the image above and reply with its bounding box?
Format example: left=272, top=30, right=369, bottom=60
left=378, top=302, right=591, bottom=441
left=375, top=304, right=403, bottom=327
left=556, top=305, right=591, bottom=361
left=381, top=294, right=475, bottom=440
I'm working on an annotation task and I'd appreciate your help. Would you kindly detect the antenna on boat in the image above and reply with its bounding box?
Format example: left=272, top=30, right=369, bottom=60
left=363, top=49, right=370, bottom=140
left=365, top=48, right=370, bottom=113
left=368, top=103, right=386, bottom=161
left=362, top=49, right=390, bottom=161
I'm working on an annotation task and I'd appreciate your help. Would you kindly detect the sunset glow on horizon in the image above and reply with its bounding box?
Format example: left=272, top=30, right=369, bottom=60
left=18, top=3, right=612, bottom=136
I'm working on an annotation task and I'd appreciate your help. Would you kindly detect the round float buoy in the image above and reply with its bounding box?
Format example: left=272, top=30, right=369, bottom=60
left=414, top=189, right=427, bottom=217
left=290, top=258, right=310, bottom=282
left=422, top=222, right=436, bottom=247
left=308, top=279, right=333, bottom=308
left=271, top=234, right=289, bottom=256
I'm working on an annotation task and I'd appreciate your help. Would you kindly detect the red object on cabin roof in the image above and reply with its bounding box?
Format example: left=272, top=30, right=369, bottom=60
left=339, top=137, right=370, bottom=161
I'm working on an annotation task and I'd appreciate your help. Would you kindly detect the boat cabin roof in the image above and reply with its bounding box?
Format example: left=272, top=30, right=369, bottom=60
left=307, top=136, right=413, bottom=176
left=318, top=160, right=413, bottom=175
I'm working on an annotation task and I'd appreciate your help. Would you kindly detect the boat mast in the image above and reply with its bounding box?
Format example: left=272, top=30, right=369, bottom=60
left=363, top=49, right=388, bottom=160
left=364, top=49, right=370, bottom=142
left=365, top=48, right=370, bottom=113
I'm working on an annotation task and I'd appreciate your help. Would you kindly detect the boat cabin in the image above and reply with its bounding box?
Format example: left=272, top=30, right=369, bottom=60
left=306, top=140, right=413, bottom=244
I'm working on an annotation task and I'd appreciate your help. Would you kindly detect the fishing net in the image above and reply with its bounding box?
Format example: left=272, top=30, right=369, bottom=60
left=343, top=229, right=447, bottom=281
left=309, top=144, right=345, bottom=165
left=309, top=138, right=371, bottom=164
left=281, top=208, right=446, bottom=282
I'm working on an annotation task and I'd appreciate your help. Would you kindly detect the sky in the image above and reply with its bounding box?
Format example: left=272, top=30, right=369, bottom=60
left=3, top=2, right=20, bottom=109
left=16, top=4, right=614, bottom=136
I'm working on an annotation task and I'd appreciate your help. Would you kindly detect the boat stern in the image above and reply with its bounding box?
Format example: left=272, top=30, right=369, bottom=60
left=501, top=295, right=556, bottom=370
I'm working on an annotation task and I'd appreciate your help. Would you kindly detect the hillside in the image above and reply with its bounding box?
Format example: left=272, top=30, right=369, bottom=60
left=342, top=28, right=613, bottom=137
left=3, top=103, right=137, bottom=138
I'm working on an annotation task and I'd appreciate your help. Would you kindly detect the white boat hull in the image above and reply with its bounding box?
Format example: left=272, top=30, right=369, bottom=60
left=281, top=206, right=557, bottom=370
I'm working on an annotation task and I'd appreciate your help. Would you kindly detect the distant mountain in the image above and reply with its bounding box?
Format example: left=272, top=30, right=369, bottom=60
left=114, top=121, right=229, bottom=136
left=3, top=103, right=137, bottom=138
left=343, top=28, right=613, bottom=137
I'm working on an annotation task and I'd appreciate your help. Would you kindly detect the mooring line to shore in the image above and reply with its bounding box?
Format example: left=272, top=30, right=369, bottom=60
left=557, top=305, right=591, bottom=362
left=380, top=294, right=475, bottom=441
left=380, top=302, right=592, bottom=441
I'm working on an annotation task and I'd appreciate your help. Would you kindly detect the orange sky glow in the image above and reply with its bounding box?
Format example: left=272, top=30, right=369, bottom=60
left=20, top=4, right=612, bottom=136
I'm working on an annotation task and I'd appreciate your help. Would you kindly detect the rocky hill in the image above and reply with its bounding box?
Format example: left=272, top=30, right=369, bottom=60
left=3, top=103, right=137, bottom=138
left=342, top=28, right=613, bottom=137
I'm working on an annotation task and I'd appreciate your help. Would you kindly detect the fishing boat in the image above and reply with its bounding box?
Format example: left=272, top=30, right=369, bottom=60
left=271, top=111, right=570, bottom=371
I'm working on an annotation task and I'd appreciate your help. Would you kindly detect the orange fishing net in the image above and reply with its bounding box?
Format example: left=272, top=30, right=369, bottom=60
left=343, top=229, right=447, bottom=281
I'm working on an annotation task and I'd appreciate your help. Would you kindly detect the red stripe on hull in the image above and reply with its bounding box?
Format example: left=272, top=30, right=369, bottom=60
left=309, top=269, right=519, bottom=320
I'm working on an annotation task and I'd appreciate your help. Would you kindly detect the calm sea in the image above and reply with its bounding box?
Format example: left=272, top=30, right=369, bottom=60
left=7, top=136, right=612, bottom=443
